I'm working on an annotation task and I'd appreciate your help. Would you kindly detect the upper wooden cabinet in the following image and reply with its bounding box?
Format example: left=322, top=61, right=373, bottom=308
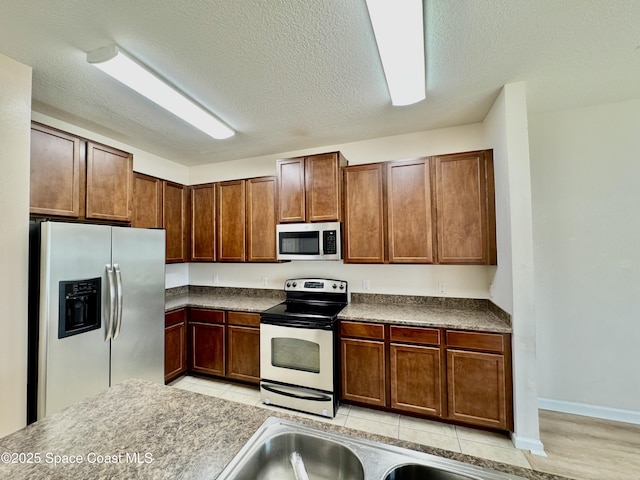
left=343, top=150, right=496, bottom=265
left=30, top=122, right=133, bottom=223
left=277, top=152, right=347, bottom=223
left=343, top=163, right=385, bottom=263
left=191, top=183, right=216, bottom=262
left=30, top=123, right=81, bottom=218
left=246, top=176, right=277, bottom=262
left=433, top=151, right=497, bottom=265
left=133, top=173, right=163, bottom=228
left=217, top=180, right=246, bottom=262
left=163, top=181, right=188, bottom=263
left=387, top=158, right=434, bottom=263
left=85, top=142, right=133, bottom=222
left=217, top=177, right=277, bottom=263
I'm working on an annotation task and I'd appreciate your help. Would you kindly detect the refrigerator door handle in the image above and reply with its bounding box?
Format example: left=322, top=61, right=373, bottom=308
left=105, top=264, right=116, bottom=342
left=113, top=264, right=123, bottom=340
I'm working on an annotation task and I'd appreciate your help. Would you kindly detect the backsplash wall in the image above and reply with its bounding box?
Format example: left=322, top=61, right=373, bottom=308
left=169, top=261, right=495, bottom=299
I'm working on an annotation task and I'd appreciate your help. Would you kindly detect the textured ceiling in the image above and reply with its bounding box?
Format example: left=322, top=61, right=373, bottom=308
left=1, top=0, right=639, bottom=166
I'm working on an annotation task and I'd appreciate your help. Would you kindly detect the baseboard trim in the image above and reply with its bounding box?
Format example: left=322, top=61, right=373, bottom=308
left=538, top=398, right=640, bottom=425
left=510, top=433, right=546, bottom=456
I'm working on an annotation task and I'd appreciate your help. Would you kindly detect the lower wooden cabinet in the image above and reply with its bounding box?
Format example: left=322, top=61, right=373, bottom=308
left=189, top=309, right=225, bottom=376
left=341, top=338, right=386, bottom=407
left=340, top=320, right=512, bottom=431
left=226, top=312, right=260, bottom=384
left=173, top=308, right=260, bottom=385
left=390, top=344, right=442, bottom=416
left=445, top=331, right=511, bottom=430
left=340, top=322, right=386, bottom=407
left=389, top=325, right=443, bottom=416
left=164, top=309, right=187, bottom=383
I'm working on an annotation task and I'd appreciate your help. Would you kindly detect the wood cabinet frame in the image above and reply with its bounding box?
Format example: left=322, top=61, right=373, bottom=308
left=340, top=320, right=513, bottom=431
left=190, top=183, right=216, bottom=262
left=164, top=309, right=187, bottom=383
left=277, top=152, right=347, bottom=223
left=30, top=122, right=134, bottom=223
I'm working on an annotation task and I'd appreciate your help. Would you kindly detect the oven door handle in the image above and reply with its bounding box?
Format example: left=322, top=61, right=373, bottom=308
left=261, top=383, right=332, bottom=402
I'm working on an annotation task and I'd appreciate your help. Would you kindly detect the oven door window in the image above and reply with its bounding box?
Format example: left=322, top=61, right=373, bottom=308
left=279, top=232, right=320, bottom=255
left=271, top=337, right=320, bottom=373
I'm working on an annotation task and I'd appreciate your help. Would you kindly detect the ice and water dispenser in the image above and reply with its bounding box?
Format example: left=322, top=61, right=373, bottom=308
left=58, top=278, right=101, bottom=338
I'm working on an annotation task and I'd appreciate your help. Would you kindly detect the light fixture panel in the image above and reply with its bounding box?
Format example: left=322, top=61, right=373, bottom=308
left=365, top=0, right=426, bottom=106
left=87, top=45, right=234, bottom=139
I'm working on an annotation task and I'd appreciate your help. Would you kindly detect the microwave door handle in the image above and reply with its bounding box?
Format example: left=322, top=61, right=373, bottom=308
left=105, top=264, right=115, bottom=342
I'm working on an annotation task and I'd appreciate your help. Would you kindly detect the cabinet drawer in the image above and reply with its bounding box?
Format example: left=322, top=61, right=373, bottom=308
left=165, top=308, right=186, bottom=327
left=446, top=330, right=505, bottom=353
left=189, top=308, right=224, bottom=324
left=340, top=321, right=385, bottom=340
left=227, top=311, right=260, bottom=327
left=390, top=326, right=440, bottom=345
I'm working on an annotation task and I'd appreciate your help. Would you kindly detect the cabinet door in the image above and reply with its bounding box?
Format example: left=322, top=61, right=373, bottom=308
left=133, top=173, right=163, bottom=228
left=217, top=180, right=246, bottom=261
left=433, top=151, right=496, bottom=264
left=390, top=344, right=442, bottom=416
left=190, top=323, right=225, bottom=376
left=446, top=349, right=507, bottom=429
left=246, top=176, right=277, bottom=262
left=85, top=142, right=133, bottom=222
left=343, top=163, right=385, bottom=263
left=191, top=183, right=216, bottom=261
left=226, top=325, right=260, bottom=384
left=163, top=181, right=188, bottom=263
left=165, top=309, right=187, bottom=383
left=387, top=158, right=434, bottom=263
left=305, top=153, right=343, bottom=222
left=277, top=157, right=306, bottom=223
left=30, top=123, right=82, bottom=218
left=341, top=338, right=386, bottom=406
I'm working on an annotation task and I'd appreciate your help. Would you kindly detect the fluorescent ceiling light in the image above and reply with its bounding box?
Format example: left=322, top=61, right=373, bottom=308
left=87, top=45, right=234, bottom=139
left=365, top=0, right=426, bottom=106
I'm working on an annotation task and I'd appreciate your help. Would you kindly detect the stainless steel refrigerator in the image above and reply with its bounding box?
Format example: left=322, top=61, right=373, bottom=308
left=27, top=221, right=165, bottom=422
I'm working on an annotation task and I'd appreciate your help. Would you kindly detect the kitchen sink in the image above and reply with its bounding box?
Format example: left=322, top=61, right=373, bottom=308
left=383, top=463, right=478, bottom=480
left=221, top=430, right=364, bottom=480
left=216, top=418, right=527, bottom=480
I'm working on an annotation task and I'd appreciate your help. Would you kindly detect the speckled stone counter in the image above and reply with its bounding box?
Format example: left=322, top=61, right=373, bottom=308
left=339, top=293, right=512, bottom=333
left=166, top=287, right=511, bottom=333
left=165, top=286, right=284, bottom=313
left=0, top=379, right=567, bottom=480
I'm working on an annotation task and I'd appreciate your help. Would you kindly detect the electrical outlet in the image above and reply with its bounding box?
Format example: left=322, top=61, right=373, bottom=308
left=261, top=276, right=268, bottom=287
left=438, top=282, right=447, bottom=294
left=362, top=279, right=370, bottom=290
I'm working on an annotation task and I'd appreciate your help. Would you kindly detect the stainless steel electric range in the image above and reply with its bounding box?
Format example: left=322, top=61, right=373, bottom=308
left=259, top=278, right=348, bottom=418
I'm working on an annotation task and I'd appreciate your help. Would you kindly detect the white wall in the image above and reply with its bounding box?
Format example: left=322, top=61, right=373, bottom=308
left=187, top=123, right=496, bottom=298
left=190, top=124, right=487, bottom=183
left=529, top=98, right=640, bottom=422
left=0, top=54, right=31, bottom=437
left=484, top=83, right=543, bottom=453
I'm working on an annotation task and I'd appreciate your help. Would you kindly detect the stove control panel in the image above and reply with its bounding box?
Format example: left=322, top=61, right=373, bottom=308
left=284, top=278, right=347, bottom=293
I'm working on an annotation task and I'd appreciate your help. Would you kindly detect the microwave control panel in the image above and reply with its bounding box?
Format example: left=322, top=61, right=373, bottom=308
left=323, top=230, right=337, bottom=255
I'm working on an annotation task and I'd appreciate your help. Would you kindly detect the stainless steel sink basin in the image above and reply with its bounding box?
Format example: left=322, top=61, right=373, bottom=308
left=223, top=431, right=364, bottom=480
left=383, top=463, right=477, bottom=480
left=217, top=418, right=527, bottom=480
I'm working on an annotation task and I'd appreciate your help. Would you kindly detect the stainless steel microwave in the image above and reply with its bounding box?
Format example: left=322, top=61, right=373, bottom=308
left=276, top=222, right=342, bottom=261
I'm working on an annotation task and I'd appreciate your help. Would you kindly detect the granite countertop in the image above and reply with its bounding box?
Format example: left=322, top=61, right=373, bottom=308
left=165, top=287, right=511, bottom=333
left=165, top=286, right=284, bottom=314
left=339, top=294, right=511, bottom=333
left=0, top=379, right=566, bottom=480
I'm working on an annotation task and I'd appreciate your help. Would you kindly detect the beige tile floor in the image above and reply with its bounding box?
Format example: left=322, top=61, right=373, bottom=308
left=170, top=375, right=640, bottom=479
